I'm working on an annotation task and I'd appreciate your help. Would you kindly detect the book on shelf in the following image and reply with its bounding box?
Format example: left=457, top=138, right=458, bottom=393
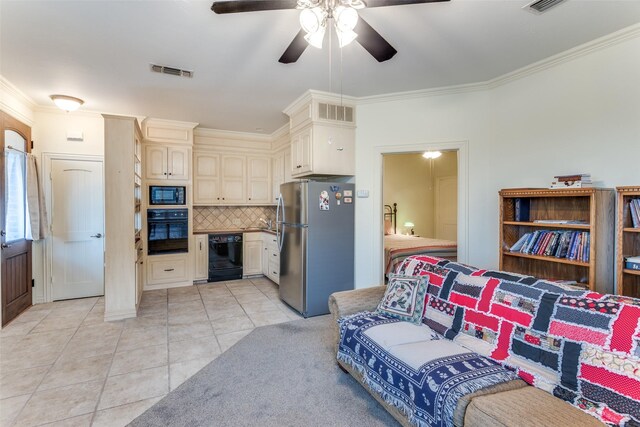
left=549, top=173, right=592, bottom=189
left=533, top=219, right=588, bottom=225
left=549, top=181, right=593, bottom=189
left=509, top=234, right=530, bottom=252
left=509, top=229, right=589, bottom=262
left=554, top=174, right=591, bottom=181
left=630, top=199, right=640, bottom=228
left=514, top=198, right=530, bottom=221
left=626, top=256, right=640, bottom=270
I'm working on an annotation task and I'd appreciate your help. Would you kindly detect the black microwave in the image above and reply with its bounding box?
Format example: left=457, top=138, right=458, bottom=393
left=149, top=186, right=186, bottom=205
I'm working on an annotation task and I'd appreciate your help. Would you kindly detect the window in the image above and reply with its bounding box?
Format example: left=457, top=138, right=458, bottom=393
left=5, top=130, right=28, bottom=242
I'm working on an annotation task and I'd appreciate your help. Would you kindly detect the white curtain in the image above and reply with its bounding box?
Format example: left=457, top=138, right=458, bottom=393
left=26, top=154, right=49, bottom=240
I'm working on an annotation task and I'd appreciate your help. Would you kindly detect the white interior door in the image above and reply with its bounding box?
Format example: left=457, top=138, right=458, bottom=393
left=435, top=175, right=457, bottom=241
left=51, top=159, right=104, bottom=300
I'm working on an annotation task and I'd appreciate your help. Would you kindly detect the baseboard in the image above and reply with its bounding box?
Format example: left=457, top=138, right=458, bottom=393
left=104, top=308, right=137, bottom=322
left=143, top=281, right=192, bottom=292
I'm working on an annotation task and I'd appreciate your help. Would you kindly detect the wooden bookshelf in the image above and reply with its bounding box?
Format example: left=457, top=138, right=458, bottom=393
left=616, top=186, right=640, bottom=297
left=499, top=188, right=615, bottom=293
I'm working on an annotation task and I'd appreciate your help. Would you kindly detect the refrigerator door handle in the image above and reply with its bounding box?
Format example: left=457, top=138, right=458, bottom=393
left=276, top=194, right=284, bottom=252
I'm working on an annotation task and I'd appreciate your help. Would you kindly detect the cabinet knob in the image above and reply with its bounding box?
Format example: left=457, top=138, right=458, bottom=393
left=169, top=172, right=172, bottom=175
left=222, top=198, right=225, bottom=200
left=163, top=172, right=167, bottom=175
left=248, top=198, right=251, bottom=200
left=217, top=197, right=220, bottom=200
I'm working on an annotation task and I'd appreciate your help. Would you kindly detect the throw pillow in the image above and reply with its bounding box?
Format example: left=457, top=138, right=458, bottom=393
left=377, top=274, right=429, bottom=325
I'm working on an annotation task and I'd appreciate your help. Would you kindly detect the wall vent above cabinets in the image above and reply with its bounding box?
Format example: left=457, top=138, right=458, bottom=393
left=318, top=103, right=354, bottom=124
left=150, top=64, right=193, bottom=78
left=523, top=0, right=567, bottom=14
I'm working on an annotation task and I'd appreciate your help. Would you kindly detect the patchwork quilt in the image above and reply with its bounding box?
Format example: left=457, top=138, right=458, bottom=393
left=337, top=312, right=520, bottom=427
left=394, top=255, right=640, bottom=426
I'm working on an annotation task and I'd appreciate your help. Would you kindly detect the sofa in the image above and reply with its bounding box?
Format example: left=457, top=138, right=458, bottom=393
left=329, top=255, right=640, bottom=427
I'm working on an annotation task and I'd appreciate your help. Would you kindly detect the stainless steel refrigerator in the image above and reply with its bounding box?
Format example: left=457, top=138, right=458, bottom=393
left=276, top=181, right=355, bottom=317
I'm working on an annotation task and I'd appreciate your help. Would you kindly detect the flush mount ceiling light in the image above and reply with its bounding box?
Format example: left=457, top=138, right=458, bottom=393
left=50, top=94, right=84, bottom=112
left=422, top=151, right=442, bottom=159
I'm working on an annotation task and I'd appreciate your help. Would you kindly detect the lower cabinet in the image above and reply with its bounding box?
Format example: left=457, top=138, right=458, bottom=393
left=146, top=254, right=190, bottom=286
left=243, top=233, right=263, bottom=276
left=244, top=232, right=280, bottom=283
left=266, top=234, right=280, bottom=285
left=194, top=234, right=209, bottom=281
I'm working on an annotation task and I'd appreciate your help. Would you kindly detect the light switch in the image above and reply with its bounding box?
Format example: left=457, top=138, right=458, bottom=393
left=356, top=190, right=369, bottom=198
left=66, top=130, right=83, bottom=141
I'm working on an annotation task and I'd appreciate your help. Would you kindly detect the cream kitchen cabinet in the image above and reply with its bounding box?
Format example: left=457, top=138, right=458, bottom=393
left=146, top=254, right=190, bottom=286
left=243, top=233, right=263, bottom=276
left=145, top=145, right=190, bottom=180
left=193, top=152, right=220, bottom=204
left=265, top=234, right=280, bottom=284
left=290, top=124, right=354, bottom=178
left=290, top=127, right=312, bottom=176
left=194, top=234, right=209, bottom=281
left=221, top=155, right=246, bottom=204
left=272, top=150, right=292, bottom=203
left=247, top=156, right=271, bottom=204
left=193, top=152, right=273, bottom=205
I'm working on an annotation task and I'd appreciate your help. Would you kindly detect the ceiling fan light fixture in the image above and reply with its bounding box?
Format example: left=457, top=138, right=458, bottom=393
left=336, top=27, right=358, bottom=47
left=304, top=26, right=326, bottom=48
left=334, top=5, right=358, bottom=31
left=299, top=7, right=325, bottom=33
left=50, top=94, right=84, bottom=112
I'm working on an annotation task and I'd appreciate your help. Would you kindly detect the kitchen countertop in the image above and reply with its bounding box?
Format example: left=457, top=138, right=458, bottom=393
left=194, top=228, right=277, bottom=235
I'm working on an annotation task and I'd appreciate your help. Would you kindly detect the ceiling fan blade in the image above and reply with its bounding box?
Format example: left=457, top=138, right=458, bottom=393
left=211, top=0, right=298, bottom=14
left=363, top=0, right=449, bottom=7
left=354, top=18, right=397, bottom=62
left=279, top=30, right=308, bottom=64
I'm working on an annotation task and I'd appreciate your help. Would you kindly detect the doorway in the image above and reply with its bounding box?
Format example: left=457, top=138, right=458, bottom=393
left=45, top=155, right=105, bottom=301
left=1, top=111, right=32, bottom=326
left=372, top=140, right=469, bottom=283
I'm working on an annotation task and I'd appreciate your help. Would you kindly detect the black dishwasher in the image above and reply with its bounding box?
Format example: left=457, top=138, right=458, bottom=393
left=208, top=234, right=243, bottom=282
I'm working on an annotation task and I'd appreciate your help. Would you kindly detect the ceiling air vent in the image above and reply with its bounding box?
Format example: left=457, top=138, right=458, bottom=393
left=523, top=0, right=567, bottom=14
left=150, top=64, right=193, bottom=78
left=318, top=103, right=354, bottom=123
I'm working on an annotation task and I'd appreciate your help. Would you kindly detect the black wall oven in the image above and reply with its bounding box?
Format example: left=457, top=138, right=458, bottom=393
left=149, top=186, right=186, bottom=206
left=147, top=209, right=188, bottom=255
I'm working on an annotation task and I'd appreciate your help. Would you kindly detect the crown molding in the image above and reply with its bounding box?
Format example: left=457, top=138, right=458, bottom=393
left=0, top=75, right=37, bottom=126
left=356, top=22, right=640, bottom=105
left=356, top=81, right=489, bottom=105
left=487, top=22, right=640, bottom=89
left=195, top=127, right=272, bottom=143
left=283, top=89, right=357, bottom=116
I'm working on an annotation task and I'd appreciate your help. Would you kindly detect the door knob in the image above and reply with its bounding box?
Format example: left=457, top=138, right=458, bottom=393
left=1, top=243, right=9, bottom=249
left=91, top=233, right=103, bottom=238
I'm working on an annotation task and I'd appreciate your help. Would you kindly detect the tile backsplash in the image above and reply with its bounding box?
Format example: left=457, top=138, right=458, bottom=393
left=193, top=206, right=277, bottom=231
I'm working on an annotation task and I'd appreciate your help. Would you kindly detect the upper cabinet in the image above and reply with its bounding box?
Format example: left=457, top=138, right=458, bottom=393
left=141, top=118, right=198, bottom=182
left=194, top=152, right=220, bottom=203
left=283, top=91, right=356, bottom=178
left=145, top=145, right=190, bottom=181
left=247, top=156, right=271, bottom=204
left=193, top=149, right=272, bottom=206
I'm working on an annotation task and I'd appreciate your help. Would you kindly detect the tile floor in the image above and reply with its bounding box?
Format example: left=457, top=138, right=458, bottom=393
left=0, top=277, right=300, bottom=427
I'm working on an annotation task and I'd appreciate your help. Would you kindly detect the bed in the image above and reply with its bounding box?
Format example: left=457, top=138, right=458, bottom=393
left=383, top=203, right=457, bottom=275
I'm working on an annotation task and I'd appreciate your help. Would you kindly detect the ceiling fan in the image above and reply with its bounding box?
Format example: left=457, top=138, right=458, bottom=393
left=211, top=0, right=449, bottom=64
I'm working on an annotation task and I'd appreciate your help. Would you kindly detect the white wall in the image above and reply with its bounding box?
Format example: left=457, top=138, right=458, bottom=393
left=30, top=109, right=105, bottom=302
left=354, top=32, right=640, bottom=289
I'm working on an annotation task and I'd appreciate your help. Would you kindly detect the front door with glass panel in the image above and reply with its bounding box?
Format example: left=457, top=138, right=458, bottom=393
left=1, top=112, right=32, bottom=326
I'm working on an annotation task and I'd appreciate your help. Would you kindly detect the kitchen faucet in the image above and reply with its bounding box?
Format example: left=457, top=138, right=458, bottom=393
left=259, top=218, right=272, bottom=229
